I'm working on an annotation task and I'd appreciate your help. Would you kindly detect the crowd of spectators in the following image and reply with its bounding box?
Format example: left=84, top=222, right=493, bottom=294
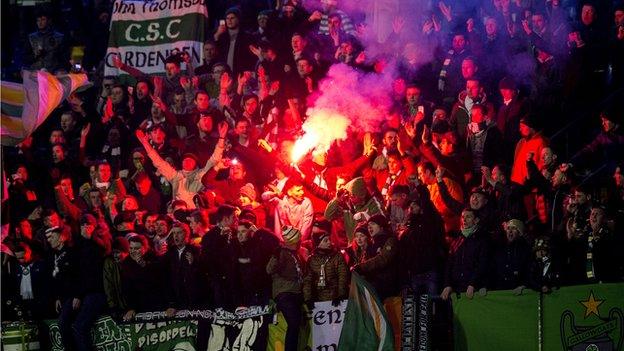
left=2, top=0, right=623, bottom=350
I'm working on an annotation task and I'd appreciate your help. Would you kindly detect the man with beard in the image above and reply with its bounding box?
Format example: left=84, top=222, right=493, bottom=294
left=489, top=219, right=531, bottom=292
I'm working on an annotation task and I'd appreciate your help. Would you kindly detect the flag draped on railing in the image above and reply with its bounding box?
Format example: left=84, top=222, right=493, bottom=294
left=338, top=272, right=395, bottom=351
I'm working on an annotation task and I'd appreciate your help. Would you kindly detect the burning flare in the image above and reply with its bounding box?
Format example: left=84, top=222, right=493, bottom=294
left=290, top=108, right=350, bottom=163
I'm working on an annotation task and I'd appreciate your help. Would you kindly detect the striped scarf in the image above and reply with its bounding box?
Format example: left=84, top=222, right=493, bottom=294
left=381, top=170, right=401, bottom=198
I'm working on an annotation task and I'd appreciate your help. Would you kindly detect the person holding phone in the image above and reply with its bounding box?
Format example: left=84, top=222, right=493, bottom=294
left=213, top=7, right=256, bottom=76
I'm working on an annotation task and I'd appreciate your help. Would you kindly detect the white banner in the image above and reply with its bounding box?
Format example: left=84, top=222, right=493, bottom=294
left=309, top=300, right=348, bottom=351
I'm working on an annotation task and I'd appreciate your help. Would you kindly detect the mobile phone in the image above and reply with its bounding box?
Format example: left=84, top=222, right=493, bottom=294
left=220, top=19, right=225, bottom=26
left=74, top=63, right=82, bottom=70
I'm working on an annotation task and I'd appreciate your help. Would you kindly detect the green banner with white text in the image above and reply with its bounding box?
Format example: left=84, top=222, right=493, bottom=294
left=104, top=0, right=208, bottom=76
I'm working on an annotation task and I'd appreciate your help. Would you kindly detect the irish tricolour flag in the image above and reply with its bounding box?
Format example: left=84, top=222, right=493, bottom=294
left=338, top=272, right=395, bottom=351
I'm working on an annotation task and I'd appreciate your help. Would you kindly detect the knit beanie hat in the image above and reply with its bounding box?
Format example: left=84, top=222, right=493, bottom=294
left=239, top=183, right=257, bottom=201
left=505, top=219, right=525, bottom=236
left=353, top=224, right=370, bottom=238
left=346, top=177, right=367, bottom=198
left=282, top=226, right=301, bottom=246
left=312, top=230, right=331, bottom=248
left=498, top=76, right=517, bottom=90
left=519, top=115, right=539, bottom=131
left=367, top=214, right=388, bottom=230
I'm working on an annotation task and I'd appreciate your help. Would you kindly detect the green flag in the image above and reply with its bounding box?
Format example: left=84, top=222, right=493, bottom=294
left=452, top=289, right=539, bottom=351
left=338, top=272, right=394, bottom=351
left=543, top=283, right=624, bottom=351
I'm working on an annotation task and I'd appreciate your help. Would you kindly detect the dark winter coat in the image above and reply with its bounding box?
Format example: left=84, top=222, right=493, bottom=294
left=357, top=232, right=399, bottom=300
left=303, top=248, right=349, bottom=302
left=444, top=229, right=490, bottom=291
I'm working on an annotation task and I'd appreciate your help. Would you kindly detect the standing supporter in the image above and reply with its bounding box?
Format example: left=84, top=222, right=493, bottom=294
left=267, top=226, right=305, bottom=351
left=417, top=162, right=464, bottom=233
left=164, top=222, right=201, bottom=309
left=232, top=220, right=279, bottom=306
left=325, top=177, right=384, bottom=242
left=511, top=116, right=549, bottom=185
left=398, top=187, right=446, bottom=297
left=353, top=215, right=399, bottom=301
left=450, top=78, right=495, bottom=142
left=103, top=237, right=128, bottom=316
left=489, top=219, right=531, bottom=292
left=343, top=224, right=374, bottom=268
left=5, top=242, right=50, bottom=320
left=303, top=220, right=348, bottom=307
left=199, top=205, right=239, bottom=310
left=265, top=177, right=314, bottom=241
left=214, top=7, right=257, bottom=76
left=441, top=208, right=490, bottom=301
left=120, top=235, right=170, bottom=321
left=135, top=123, right=227, bottom=209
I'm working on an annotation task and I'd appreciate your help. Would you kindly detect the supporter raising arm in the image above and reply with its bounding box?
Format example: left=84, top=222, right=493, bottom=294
left=135, top=122, right=229, bottom=208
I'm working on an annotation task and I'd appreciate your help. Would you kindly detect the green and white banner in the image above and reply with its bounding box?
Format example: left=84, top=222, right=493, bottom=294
left=44, top=306, right=272, bottom=351
left=104, top=0, right=208, bottom=76
left=452, top=283, right=624, bottom=351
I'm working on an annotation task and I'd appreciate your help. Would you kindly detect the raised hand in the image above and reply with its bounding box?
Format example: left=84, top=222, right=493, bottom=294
left=355, top=52, right=366, bottom=64
left=309, top=10, right=322, bottom=22
left=439, top=2, right=452, bottom=22
left=220, top=72, right=233, bottom=91
left=421, top=124, right=431, bottom=144
left=435, top=165, right=445, bottom=181
left=80, top=123, right=91, bottom=139
left=249, top=45, right=262, bottom=58
left=217, top=121, right=229, bottom=139
left=466, top=18, right=475, bottom=33
left=112, top=55, right=123, bottom=68
left=258, top=139, right=273, bottom=153
left=180, top=76, right=192, bottom=90
left=392, top=17, right=405, bottom=34
left=103, top=97, right=114, bottom=123
left=257, top=66, right=266, bottom=81
left=151, top=95, right=167, bottom=111
left=362, top=132, right=376, bottom=156
left=135, top=129, right=149, bottom=144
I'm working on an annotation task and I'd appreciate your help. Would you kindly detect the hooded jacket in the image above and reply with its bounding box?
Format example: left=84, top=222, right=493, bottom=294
left=324, top=177, right=384, bottom=241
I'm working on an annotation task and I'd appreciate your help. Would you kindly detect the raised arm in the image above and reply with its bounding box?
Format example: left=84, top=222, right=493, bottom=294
left=199, top=122, right=229, bottom=173
left=112, top=55, right=148, bottom=80
left=135, top=129, right=177, bottom=181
